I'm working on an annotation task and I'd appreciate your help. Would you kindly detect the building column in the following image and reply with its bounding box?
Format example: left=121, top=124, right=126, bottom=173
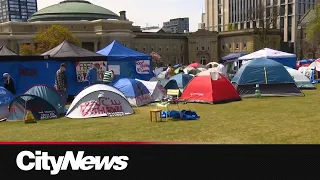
left=94, top=41, right=98, bottom=52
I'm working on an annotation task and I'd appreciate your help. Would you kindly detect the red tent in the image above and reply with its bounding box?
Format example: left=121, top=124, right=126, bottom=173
left=180, top=73, right=241, bottom=104
left=188, top=62, right=206, bottom=69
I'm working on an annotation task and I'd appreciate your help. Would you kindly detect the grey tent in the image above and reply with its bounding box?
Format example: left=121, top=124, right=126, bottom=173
left=0, top=46, right=19, bottom=56
left=41, top=40, right=103, bottom=58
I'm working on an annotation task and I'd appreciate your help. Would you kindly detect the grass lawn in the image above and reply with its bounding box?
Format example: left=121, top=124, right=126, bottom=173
left=1, top=85, right=320, bottom=143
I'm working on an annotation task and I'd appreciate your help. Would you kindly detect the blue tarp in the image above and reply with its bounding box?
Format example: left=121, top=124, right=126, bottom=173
left=222, top=53, right=248, bottom=62
left=97, top=40, right=153, bottom=81
left=232, top=58, right=295, bottom=85
left=0, top=60, right=91, bottom=96
left=169, top=74, right=193, bottom=89
left=113, top=78, right=150, bottom=98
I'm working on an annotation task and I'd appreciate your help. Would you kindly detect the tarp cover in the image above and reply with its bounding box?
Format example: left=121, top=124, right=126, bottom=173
left=222, top=53, right=247, bottom=62
left=66, top=84, right=134, bottom=119
left=113, top=78, right=152, bottom=107
left=97, top=40, right=152, bottom=81
left=0, top=86, right=14, bottom=119
left=238, top=48, right=297, bottom=68
left=232, top=58, right=296, bottom=85
left=25, top=85, right=65, bottom=115
left=0, top=46, right=19, bottom=56
left=42, top=40, right=103, bottom=57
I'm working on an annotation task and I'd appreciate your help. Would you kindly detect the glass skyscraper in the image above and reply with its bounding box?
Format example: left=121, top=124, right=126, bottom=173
left=0, top=0, right=37, bottom=22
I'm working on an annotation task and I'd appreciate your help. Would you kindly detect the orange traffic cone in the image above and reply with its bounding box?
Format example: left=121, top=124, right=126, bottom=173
left=24, top=110, right=37, bottom=124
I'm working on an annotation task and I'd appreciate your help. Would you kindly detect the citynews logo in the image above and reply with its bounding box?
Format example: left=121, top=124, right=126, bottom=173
left=16, top=151, right=129, bottom=175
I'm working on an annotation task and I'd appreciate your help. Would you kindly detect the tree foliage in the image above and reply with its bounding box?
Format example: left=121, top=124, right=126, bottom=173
left=248, top=3, right=279, bottom=47
left=20, top=25, right=80, bottom=56
left=306, top=4, right=320, bottom=42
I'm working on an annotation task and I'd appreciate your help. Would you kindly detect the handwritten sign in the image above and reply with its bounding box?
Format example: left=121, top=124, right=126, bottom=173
left=75, top=61, right=106, bottom=82
left=39, top=110, right=58, bottom=120
left=108, top=65, right=120, bottom=75
left=80, top=98, right=125, bottom=117
left=136, top=60, right=150, bottom=74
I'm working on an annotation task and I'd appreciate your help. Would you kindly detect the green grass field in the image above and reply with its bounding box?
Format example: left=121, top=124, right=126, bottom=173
left=1, top=86, right=320, bottom=143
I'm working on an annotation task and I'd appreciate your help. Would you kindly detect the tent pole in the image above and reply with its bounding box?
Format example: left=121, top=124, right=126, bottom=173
left=264, top=67, right=268, bottom=84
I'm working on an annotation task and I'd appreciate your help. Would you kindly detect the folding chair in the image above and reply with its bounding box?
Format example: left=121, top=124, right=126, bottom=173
left=156, top=89, right=183, bottom=120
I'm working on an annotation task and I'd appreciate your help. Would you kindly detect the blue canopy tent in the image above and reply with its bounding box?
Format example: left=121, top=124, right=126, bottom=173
left=97, top=40, right=153, bottom=81
left=222, top=53, right=248, bottom=62
left=231, top=58, right=304, bottom=97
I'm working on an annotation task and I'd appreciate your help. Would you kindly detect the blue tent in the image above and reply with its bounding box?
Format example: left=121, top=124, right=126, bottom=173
left=173, top=64, right=182, bottom=69
left=231, top=58, right=304, bottom=97
left=7, top=94, right=59, bottom=121
left=0, top=86, right=14, bottom=119
left=222, top=53, right=248, bottom=62
left=113, top=78, right=152, bottom=107
left=97, top=40, right=153, bottom=81
left=169, top=74, right=193, bottom=89
left=25, top=85, right=65, bottom=115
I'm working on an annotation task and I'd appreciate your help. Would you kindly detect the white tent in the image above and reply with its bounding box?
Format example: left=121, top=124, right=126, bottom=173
left=298, top=66, right=314, bottom=79
left=197, top=67, right=219, bottom=76
left=308, top=59, right=320, bottom=71
left=66, top=84, right=134, bottom=119
left=285, top=66, right=315, bottom=89
left=206, top=62, right=219, bottom=68
left=136, top=79, right=167, bottom=101
left=239, top=48, right=296, bottom=60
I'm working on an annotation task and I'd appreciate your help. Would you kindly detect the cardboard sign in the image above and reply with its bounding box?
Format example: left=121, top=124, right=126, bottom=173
left=76, top=61, right=106, bottom=82
left=108, top=65, right=120, bottom=75
left=136, top=60, right=150, bottom=74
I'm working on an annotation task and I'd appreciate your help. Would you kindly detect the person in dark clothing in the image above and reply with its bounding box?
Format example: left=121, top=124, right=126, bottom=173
left=3, top=73, right=16, bottom=95
left=54, top=63, right=68, bottom=104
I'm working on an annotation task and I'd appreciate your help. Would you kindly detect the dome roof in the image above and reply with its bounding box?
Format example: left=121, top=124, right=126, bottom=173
left=28, top=0, right=120, bottom=22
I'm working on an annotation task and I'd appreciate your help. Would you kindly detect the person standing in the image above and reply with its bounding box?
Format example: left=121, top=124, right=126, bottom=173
left=3, top=73, right=16, bottom=95
left=217, top=60, right=227, bottom=77
left=165, top=64, right=175, bottom=79
left=103, top=70, right=114, bottom=85
left=54, top=63, right=68, bottom=104
left=86, top=63, right=100, bottom=86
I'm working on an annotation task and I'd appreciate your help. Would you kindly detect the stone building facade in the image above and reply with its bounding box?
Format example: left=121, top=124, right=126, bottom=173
left=0, top=0, right=281, bottom=65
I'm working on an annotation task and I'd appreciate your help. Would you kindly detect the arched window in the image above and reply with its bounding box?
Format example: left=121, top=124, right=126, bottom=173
left=200, top=56, right=207, bottom=65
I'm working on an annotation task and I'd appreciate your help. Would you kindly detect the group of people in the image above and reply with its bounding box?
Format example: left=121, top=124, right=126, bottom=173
left=54, top=63, right=115, bottom=103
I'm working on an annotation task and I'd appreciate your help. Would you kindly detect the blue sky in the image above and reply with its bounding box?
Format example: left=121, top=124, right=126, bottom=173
left=37, top=0, right=203, bottom=32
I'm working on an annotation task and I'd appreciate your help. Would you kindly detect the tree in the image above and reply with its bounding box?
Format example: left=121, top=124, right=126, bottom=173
left=306, top=4, right=320, bottom=41
left=150, top=51, right=162, bottom=67
left=20, top=25, right=80, bottom=56
left=303, top=39, right=318, bottom=59
left=247, top=3, right=280, bottom=47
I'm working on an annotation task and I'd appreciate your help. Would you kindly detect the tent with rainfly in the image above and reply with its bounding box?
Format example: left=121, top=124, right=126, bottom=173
left=180, top=72, right=241, bottom=104
left=97, top=40, right=153, bottom=81
left=7, top=85, right=65, bottom=121
left=238, top=48, right=297, bottom=69
left=113, top=78, right=153, bottom=107
left=66, top=84, right=134, bottom=119
left=284, top=66, right=316, bottom=89
left=135, top=79, right=167, bottom=102
left=231, top=58, right=304, bottom=97
left=0, top=86, right=14, bottom=120
left=169, top=74, right=193, bottom=89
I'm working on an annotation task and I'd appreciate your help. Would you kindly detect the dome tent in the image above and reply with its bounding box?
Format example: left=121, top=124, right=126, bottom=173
left=0, top=86, right=14, bottom=120
left=284, top=66, right=315, bottom=89
left=181, top=72, right=241, bottom=104
left=66, top=84, right=133, bottom=119
left=136, top=79, right=167, bottom=102
left=169, top=74, right=193, bottom=89
left=232, top=58, right=304, bottom=97
left=113, top=78, right=153, bottom=107
left=7, top=85, right=65, bottom=121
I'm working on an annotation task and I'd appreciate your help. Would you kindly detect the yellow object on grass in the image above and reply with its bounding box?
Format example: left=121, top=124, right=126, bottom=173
left=24, top=110, right=37, bottom=124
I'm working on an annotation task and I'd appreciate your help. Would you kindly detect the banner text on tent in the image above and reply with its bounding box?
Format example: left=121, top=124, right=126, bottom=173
left=80, top=98, right=124, bottom=117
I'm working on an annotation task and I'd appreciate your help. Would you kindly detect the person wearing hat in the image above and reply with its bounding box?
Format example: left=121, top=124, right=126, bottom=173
left=86, top=63, right=100, bottom=86
left=3, top=73, right=16, bottom=95
left=54, top=63, right=68, bottom=104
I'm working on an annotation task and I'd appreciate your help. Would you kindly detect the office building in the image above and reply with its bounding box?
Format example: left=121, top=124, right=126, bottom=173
left=163, top=17, right=189, bottom=33
left=0, top=0, right=38, bottom=22
left=203, top=0, right=317, bottom=43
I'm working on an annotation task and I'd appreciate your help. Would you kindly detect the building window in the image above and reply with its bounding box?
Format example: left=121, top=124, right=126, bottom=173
left=200, top=56, right=207, bottom=65
left=228, top=43, right=232, bottom=49
left=159, top=47, right=162, bottom=51
left=196, top=47, right=199, bottom=51
left=202, top=47, right=205, bottom=51
left=181, top=45, right=184, bottom=51
left=221, top=43, right=225, bottom=50
left=235, top=41, right=239, bottom=50
left=143, top=47, right=146, bottom=52
left=243, top=40, right=247, bottom=49
left=166, top=46, right=169, bottom=51
left=151, top=46, right=154, bottom=51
